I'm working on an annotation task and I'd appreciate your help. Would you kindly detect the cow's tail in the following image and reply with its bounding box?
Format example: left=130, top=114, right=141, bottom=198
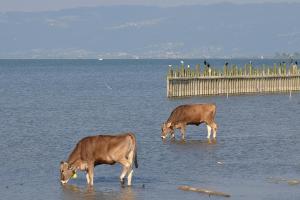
left=211, top=103, right=217, bottom=119
left=134, top=145, right=138, bottom=168
left=211, top=104, right=218, bottom=131
left=129, top=133, right=138, bottom=168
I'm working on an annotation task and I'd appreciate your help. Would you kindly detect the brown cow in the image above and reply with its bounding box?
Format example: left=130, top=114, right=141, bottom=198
left=161, top=103, right=218, bottom=140
left=60, top=132, right=138, bottom=186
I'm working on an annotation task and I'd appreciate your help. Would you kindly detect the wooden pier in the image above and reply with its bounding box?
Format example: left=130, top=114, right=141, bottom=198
left=167, top=63, right=300, bottom=97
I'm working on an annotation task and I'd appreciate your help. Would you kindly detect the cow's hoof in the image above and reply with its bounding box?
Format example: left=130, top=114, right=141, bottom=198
left=120, top=179, right=125, bottom=185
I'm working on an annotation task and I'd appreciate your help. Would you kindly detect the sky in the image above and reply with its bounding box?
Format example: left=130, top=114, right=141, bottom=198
left=1, top=0, right=299, bottom=12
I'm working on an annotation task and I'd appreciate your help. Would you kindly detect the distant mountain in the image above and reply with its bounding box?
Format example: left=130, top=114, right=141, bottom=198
left=1, top=3, right=300, bottom=58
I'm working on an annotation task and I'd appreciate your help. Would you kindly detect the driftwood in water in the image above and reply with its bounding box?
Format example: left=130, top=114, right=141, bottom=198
left=178, top=185, right=231, bottom=197
left=287, top=180, right=300, bottom=185
left=267, top=177, right=300, bottom=185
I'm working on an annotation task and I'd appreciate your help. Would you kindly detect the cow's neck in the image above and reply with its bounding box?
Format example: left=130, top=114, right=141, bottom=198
left=67, top=146, right=81, bottom=170
left=68, top=157, right=81, bottom=169
left=67, top=146, right=88, bottom=171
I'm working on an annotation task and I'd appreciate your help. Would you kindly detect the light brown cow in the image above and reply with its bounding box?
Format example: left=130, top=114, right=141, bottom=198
left=161, top=104, right=218, bottom=140
left=60, top=132, right=138, bottom=186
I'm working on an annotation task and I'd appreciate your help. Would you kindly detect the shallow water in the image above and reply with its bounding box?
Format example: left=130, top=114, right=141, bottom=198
left=1, top=59, right=300, bottom=200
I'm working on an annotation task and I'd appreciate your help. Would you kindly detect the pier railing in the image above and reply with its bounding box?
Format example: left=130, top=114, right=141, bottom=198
left=167, top=63, right=300, bottom=97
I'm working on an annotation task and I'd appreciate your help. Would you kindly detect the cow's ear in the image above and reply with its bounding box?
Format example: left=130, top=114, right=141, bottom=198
left=167, top=122, right=172, bottom=128
left=60, top=161, right=67, bottom=166
left=60, top=161, right=65, bottom=171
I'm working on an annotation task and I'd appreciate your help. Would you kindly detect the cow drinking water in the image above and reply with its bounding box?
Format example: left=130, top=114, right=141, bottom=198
left=60, top=132, right=138, bottom=186
left=161, top=104, right=218, bottom=140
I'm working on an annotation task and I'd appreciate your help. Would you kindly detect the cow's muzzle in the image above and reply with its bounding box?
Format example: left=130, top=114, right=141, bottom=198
left=60, top=180, right=68, bottom=185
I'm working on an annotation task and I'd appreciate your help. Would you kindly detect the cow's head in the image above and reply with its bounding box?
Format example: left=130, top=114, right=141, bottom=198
left=60, top=161, right=76, bottom=185
left=161, top=122, right=172, bottom=139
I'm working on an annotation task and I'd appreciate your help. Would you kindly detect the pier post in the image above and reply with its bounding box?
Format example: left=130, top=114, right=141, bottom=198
left=167, top=63, right=300, bottom=98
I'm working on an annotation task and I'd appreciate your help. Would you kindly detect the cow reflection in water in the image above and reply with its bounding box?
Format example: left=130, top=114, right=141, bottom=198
left=61, top=184, right=136, bottom=200
left=161, top=104, right=218, bottom=140
left=167, top=138, right=217, bottom=145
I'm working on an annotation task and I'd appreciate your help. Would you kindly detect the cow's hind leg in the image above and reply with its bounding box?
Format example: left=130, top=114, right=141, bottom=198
left=119, top=159, right=131, bottom=186
left=206, top=122, right=217, bottom=139
left=211, top=122, right=218, bottom=139
left=127, top=170, right=133, bottom=186
left=126, top=151, right=135, bottom=186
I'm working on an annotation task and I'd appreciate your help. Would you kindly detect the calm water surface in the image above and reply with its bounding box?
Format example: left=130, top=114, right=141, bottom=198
left=1, top=59, right=300, bottom=200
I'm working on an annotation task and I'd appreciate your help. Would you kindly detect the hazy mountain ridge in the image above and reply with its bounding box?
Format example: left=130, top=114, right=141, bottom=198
left=1, top=3, right=300, bottom=58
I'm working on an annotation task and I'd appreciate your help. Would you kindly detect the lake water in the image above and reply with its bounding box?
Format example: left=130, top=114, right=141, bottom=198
left=1, top=59, right=300, bottom=200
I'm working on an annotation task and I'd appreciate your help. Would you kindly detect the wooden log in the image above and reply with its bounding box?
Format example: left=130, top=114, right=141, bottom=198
left=178, top=185, right=231, bottom=198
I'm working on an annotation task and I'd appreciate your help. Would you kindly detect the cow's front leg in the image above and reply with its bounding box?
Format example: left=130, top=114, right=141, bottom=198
left=86, top=172, right=90, bottom=185
left=206, top=125, right=212, bottom=139
left=180, top=125, right=186, bottom=140
left=170, top=128, right=175, bottom=139
left=86, top=164, right=94, bottom=186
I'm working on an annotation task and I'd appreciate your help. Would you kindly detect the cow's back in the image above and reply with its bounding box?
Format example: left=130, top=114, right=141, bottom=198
left=168, top=104, right=216, bottom=124
left=78, top=133, right=135, bottom=165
